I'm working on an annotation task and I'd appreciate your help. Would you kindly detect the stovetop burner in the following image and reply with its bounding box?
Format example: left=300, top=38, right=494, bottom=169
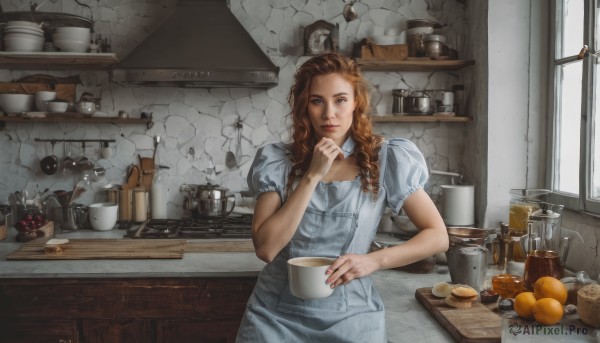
left=127, top=214, right=253, bottom=239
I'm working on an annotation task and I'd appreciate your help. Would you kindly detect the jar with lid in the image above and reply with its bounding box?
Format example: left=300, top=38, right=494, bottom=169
left=508, top=189, right=551, bottom=236
left=151, top=166, right=169, bottom=219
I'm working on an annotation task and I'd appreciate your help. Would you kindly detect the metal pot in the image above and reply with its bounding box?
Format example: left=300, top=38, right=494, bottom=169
left=191, top=183, right=236, bottom=217
left=197, top=198, right=235, bottom=217
left=196, top=183, right=229, bottom=200
left=405, top=91, right=432, bottom=114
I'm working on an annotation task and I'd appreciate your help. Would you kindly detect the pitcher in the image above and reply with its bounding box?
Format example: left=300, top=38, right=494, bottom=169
left=528, top=202, right=564, bottom=253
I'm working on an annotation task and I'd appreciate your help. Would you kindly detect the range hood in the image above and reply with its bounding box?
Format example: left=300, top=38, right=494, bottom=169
left=111, top=0, right=279, bottom=88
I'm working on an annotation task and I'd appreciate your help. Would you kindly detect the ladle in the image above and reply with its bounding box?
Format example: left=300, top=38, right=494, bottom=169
left=225, top=118, right=243, bottom=169
left=343, top=0, right=358, bottom=22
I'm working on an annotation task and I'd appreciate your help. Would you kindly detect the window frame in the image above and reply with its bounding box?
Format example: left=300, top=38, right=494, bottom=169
left=548, top=0, right=600, bottom=214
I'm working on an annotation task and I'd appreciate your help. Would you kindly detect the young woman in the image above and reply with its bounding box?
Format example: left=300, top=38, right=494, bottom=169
left=236, top=52, right=448, bottom=342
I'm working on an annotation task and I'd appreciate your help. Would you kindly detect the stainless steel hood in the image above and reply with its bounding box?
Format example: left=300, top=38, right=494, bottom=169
left=111, top=0, right=279, bottom=88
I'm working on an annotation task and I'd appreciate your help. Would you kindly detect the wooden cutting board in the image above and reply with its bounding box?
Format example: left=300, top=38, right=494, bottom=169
left=415, top=287, right=501, bottom=343
left=185, top=240, right=254, bottom=253
left=6, top=238, right=185, bottom=260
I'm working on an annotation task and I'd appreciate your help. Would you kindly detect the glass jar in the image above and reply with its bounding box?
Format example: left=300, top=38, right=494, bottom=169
left=508, top=189, right=551, bottom=236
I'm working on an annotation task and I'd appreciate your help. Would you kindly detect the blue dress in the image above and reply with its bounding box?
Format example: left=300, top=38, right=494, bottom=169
left=236, top=138, right=428, bottom=343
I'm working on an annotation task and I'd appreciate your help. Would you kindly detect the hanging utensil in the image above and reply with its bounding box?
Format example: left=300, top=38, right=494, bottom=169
left=62, top=141, right=77, bottom=175
left=77, top=142, right=94, bottom=171
left=343, top=0, right=358, bottom=22
left=225, top=118, right=242, bottom=169
left=40, top=140, right=59, bottom=175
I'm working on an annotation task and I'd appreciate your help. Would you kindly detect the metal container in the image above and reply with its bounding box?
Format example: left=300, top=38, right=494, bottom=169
left=423, top=34, right=447, bottom=58
left=56, top=204, right=88, bottom=231
left=392, top=89, right=408, bottom=115
left=405, top=91, right=432, bottom=114
left=446, top=243, right=488, bottom=291
left=181, top=183, right=236, bottom=217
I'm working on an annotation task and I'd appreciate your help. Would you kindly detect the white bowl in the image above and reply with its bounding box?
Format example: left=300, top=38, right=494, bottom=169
left=46, top=101, right=69, bottom=113
left=287, top=257, right=335, bottom=299
left=88, top=202, right=118, bottom=231
left=35, top=91, right=56, bottom=101
left=53, top=27, right=91, bottom=41
left=0, top=94, right=34, bottom=113
left=6, top=21, right=42, bottom=29
left=4, top=36, right=44, bottom=52
left=53, top=39, right=89, bottom=53
left=4, top=27, right=44, bottom=36
left=371, top=35, right=403, bottom=46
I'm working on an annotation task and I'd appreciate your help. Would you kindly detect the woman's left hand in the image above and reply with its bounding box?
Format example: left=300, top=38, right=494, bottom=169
left=325, top=254, right=380, bottom=288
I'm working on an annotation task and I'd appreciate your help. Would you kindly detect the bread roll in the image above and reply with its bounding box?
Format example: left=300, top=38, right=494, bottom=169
left=451, top=286, right=478, bottom=300
left=44, top=238, right=69, bottom=254
left=445, top=294, right=473, bottom=309
left=578, top=284, right=600, bottom=328
left=432, top=282, right=453, bottom=298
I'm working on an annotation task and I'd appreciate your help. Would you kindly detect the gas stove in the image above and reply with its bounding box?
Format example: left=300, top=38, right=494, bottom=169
left=127, top=213, right=253, bottom=239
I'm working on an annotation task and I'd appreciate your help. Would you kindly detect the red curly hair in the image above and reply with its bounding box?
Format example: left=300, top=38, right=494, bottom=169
left=285, top=52, right=383, bottom=197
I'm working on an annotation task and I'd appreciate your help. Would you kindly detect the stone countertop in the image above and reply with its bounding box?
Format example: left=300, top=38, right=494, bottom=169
left=0, top=229, right=457, bottom=341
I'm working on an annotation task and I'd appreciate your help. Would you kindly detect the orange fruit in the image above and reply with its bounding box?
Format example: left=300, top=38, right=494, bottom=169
left=532, top=298, right=564, bottom=325
left=533, top=276, right=568, bottom=305
left=514, top=292, right=536, bottom=319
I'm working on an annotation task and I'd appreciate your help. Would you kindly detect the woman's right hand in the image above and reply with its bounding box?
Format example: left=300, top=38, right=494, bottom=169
left=306, top=137, right=343, bottom=181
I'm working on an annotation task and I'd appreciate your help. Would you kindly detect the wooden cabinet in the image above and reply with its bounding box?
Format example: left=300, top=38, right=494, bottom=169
left=0, top=277, right=257, bottom=343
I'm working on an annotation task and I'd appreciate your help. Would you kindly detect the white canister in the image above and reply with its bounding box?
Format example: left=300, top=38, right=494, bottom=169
left=441, top=91, right=454, bottom=106
left=440, top=184, right=475, bottom=226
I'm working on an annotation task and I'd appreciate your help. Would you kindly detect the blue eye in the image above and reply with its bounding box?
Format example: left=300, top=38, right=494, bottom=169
left=336, top=98, right=347, bottom=104
left=311, top=98, right=324, bottom=105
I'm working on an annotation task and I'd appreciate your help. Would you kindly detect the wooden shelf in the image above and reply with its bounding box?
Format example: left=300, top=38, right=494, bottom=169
left=0, top=114, right=153, bottom=129
left=0, top=52, right=119, bottom=69
left=371, top=115, right=472, bottom=123
left=357, top=59, right=475, bottom=72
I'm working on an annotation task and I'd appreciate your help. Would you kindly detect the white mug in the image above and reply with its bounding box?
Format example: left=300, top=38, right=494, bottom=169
left=288, top=256, right=335, bottom=300
left=442, top=91, right=454, bottom=106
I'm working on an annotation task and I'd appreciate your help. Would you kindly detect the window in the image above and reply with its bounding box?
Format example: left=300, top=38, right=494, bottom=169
left=549, top=0, right=600, bottom=213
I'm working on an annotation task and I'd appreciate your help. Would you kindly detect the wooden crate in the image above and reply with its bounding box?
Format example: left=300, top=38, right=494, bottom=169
left=357, top=40, right=408, bottom=61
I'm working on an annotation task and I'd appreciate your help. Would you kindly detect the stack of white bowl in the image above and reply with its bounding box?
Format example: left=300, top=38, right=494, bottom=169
left=3, top=21, right=45, bottom=52
left=52, top=27, right=91, bottom=53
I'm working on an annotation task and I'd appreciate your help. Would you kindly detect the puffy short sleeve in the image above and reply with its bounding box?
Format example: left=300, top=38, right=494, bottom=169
left=247, top=143, right=291, bottom=201
left=383, top=138, right=429, bottom=213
